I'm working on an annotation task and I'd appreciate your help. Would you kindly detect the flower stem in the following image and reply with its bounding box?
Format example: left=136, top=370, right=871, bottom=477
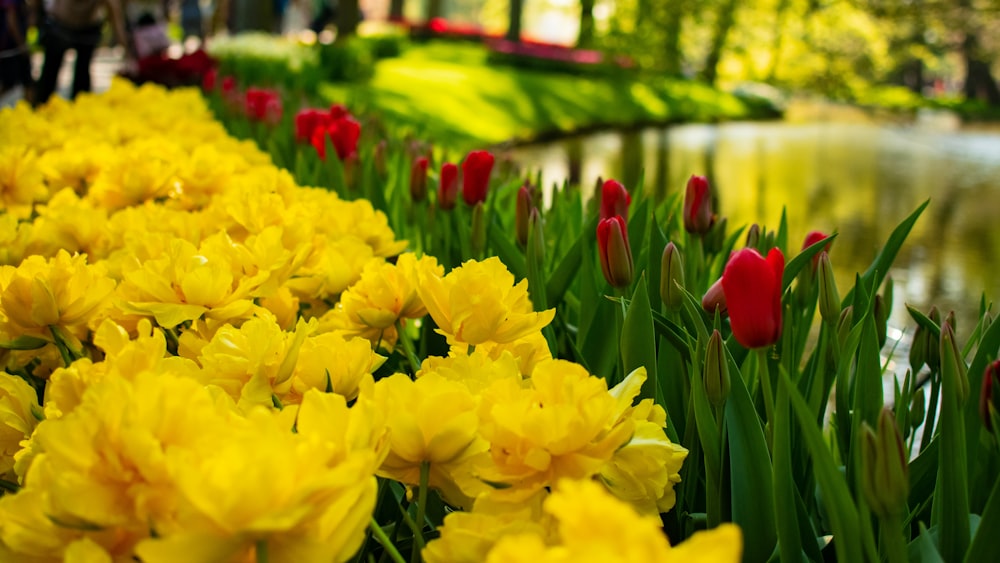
left=255, top=539, right=268, bottom=563
left=396, top=321, right=422, bottom=375
left=756, top=347, right=775, bottom=447
left=370, top=517, right=407, bottom=563
left=410, top=461, right=431, bottom=563
left=49, top=325, right=81, bottom=367
left=879, top=513, right=907, bottom=563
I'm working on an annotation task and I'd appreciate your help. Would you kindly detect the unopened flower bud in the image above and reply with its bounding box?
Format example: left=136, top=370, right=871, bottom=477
left=701, top=277, right=726, bottom=315
left=703, top=216, right=727, bottom=254
left=940, top=316, right=969, bottom=405
left=410, top=156, right=429, bottom=202
left=745, top=223, right=761, bottom=250
left=597, top=215, right=634, bottom=288
left=529, top=208, right=545, bottom=263
left=516, top=184, right=534, bottom=248
left=910, top=387, right=925, bottom=432
left=883, top=277, right=894, bottom=314
left=471, top=202, right=487, bottom=257
left=874, top=295, right=888, bottom=349
left=817, top=252, right=841, bottom=324
left=910, top=322, right=929, bottom=374
left=683, top=174, right=715, bottom=235
left=374, top=139, right=388, bottom=177
left=980, top=360, right=1000, bottom=433
left=659, top=242, right=684, bottom=310
left=705, top=329, right=730, bottom=407
left=926, top=307, right=941, bottom=372
left=861, top=409, right=910, bottom=518
left=439, top=162, right=459, bottom=211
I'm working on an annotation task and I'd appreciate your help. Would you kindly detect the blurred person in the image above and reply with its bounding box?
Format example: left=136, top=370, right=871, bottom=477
left=180, top=0, right=200, bottom=39
left=309, top=0, right=334, bottom=33
left=35, top=0, right=132, bottom=105
left=1, top=0, right=34, bottom=102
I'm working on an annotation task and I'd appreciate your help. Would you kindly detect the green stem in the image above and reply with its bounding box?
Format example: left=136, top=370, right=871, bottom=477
left=880, top=513, right=908, bottom=563
left=410, top=461, right=430, bottom=563
left=256, top=539, right=268, bottom=563
left=757, top=347, right=775, bottom=448
left=370, top=517, right=407, bottom=563
left=49, top=325, right=80, bottom=367
left=920, top=370, right=940, bottom=453
left=396, top=321, right=422, bottom=375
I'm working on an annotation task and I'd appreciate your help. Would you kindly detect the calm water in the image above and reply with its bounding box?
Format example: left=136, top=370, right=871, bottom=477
left=510, top=113, right=1000, bottom=351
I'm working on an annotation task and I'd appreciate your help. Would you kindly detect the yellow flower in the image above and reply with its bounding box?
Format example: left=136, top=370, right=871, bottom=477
left=135, top=404, right=379, bottom=563
left=476, top=330, right=553, bottom=377
left=374, top=373, right=487, bottom=502
left=0, top=250, right=116, bottom=342
left=475, top=359, right=632, bottom=493
left=287, top=332, right=385, bottom=402
left=25, top=188, right=110, bottom=259
left=339, top=252, right=443, bottom=331
left=284, top=236, right=375, bottom=302
left=481, top=479, right=743, bottom=563
left=417, top=257, right=555, bottom=347
left=417, top=348, right=523, bottom=396
left=85, top=137, right=184, bottom=210
left=0, top=146, right=47, bottom=218
left=0, top=373, right=40, bottom=478
left=423, top=499, right=548, bottom=563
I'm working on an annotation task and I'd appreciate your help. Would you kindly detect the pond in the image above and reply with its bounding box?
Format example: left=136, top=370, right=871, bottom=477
left=509, top=110, right=1000, bottom=357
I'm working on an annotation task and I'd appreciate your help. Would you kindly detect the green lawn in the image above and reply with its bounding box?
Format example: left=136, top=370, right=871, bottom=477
left=320, top=42, right=766, bottom=149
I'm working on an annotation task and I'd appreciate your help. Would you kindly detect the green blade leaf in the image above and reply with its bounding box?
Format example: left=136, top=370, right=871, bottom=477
left=782, top=233, right=838, bottom=292
left=621, top=275, right=660, bottom=404
left=842, top=200, right=928, bottom=306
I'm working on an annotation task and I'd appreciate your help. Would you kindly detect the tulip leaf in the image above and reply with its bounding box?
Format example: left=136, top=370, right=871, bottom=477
left=725, top=348, right=777, bottom=563
left=650, top=310, right=692, bottom=364
left=773, top=366, right=805, bottom=563
left=966, top=478, right=1000, bottom=563
left=646, top=211, right=667, bottom=310
left=0, top=335, right=50, bottom=351
left=781, top=233, right=838, bottom=292
left=781, top=369, right=863, bottom=563
left=935, top=325, right=970, bottom=563
left=964, top=308, right=1000, bottom=475
left=906, top=304, right=941, bottom=338
left=486, top=220, right=526, bottom=280
left=842, top=200, right=929, bottom=306
left=581, top=296, right=619, bottom=382
left=621, top=276, right=660, bottom=404
left=776, top=206, right=789, bottom=254
left=545, top=224, right=588, bottom=306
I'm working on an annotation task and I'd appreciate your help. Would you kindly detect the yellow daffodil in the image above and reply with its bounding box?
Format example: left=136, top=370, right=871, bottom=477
left=417, top=257, right=555, bottom=347
left=0, top=373, right=40, bottom=478
left=0, top=146, right=47, bottom=218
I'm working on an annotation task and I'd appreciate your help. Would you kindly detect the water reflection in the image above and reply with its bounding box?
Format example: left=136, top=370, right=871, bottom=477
left=510, top=119, right=1000, bottom=336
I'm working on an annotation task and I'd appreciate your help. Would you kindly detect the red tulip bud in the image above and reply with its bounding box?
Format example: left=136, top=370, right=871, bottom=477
left=981, top=360, right=1000, bottom=433
left=410, top=156, right=429, bottom=202
left=721, top=247, right=785, bottom=348
left=597, top=215, right=634, bottom=288
left=702, top=277, right=727, bottom=314
left=600, top=179, right=631, bottom=221
left=439, top=162, right=459, bottom=210
left=802, top=230, right=833, bottom=272
left=683, top=174, right=715, bottom=235
left=462, top=150, right=495, bottom=206
left=516, top=184, right=535, bottom=247
left=295, top=108, right=331, bottom=143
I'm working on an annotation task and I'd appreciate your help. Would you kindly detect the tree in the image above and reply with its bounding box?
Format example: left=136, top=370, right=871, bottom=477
left=337, top=0, right=362, bottom=38
left=390, top=0, right=406, bottom=21
left=507, top=0, right=524, bottom=42
left=701, top=0, right=739, bottom=85
left=578, top=0, right=596, bottom=48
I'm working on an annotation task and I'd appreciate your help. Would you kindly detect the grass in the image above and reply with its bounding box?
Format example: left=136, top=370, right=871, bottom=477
left=319, top=42, right=768, bottom=149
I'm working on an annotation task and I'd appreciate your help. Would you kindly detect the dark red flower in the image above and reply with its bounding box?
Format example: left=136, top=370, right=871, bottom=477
left=981, top=360, right=1000, bottom=432
left=722, top=248, right=785, bottom=348
left=802, top=230, right=833, bottom=272
left=202, top=68, right=218, bottom=91
left=516, top=184, right=536, bottom=247
left=245, top=88, right=282, bottom=124
left=683, top=174, right=715, bottom=235
left=410, top=156, right=429, bottom=202
left=600, top=179, right=630, bottom=221
left=295, top=108, right=331, bottom=143
left=310, top=115, right=361, bottom=161
left=597, top=215, right=634, bottom=288
left=461, top=150, right=494, bottom=206
left=439, top=162, right=459, bottom=210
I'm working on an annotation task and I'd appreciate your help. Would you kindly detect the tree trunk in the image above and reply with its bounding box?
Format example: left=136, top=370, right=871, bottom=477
left=701, top=0, right=739, bottom=86
left=506, top=0, right=523, bottom=42
left=389, top=0, right=405, bottom=21
left=337, top=0, right=362, bottom=39
left=578, top=0, right=595, bottom=48
left=962, top=33, right=1000, bottom=105
left=662, top=1, right=684, bottom=76
left=766, top=0, right=790, bottom=81
left=426, top=0, right=444, bottom=21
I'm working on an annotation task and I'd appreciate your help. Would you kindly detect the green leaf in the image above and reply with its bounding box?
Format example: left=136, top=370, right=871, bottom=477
left=781, top=369, right=863, bottom=563
left=966, top=478, right=1000, bottom=563
left=725, top=348, right=777, bottom=563
left=964, top=308, right=1000, bottom=482
left=842, top=200, right=928, bottom=306
left=906, top=304, right=941, bottom=338
left=909, top=523, right=946, bottom=563
left=486, top=220, right=526, bottom=280
left=936, top=325, right=970, bottom=562
left=0, top=335, right=50, bottom=350
left=581, top=296, right=619, bottom=382
left=773, top=366, right=805, bottom=563
left=621, top=276, right=660, bottom=404
left=782, top=233, right=838, bottom=292
left=545, top=223, right=590, bottom=306
left=776, top=206, right=789, bottom=254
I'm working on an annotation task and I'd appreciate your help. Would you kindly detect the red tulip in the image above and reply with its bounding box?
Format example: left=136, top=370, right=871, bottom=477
left=202, top=68, right=218, bottom=91
left=410, top=156, right=429, bottom=202
left=802, top=230, right=833, bottom=271
left=295, top=108, right=331, bottom=143
left=245, top=88, right=282, bottom=124
left=310, top=115, right=361, bottom=161
left=439, top=162, right=459, bottom=210
left=981, top=360, right=1000, bottom=432
left=722, top=247, right=785, bottom=348
left=462, top=150, right=494, bottom=206
left=683, top=174, right=715, bottom=235
left=597, top=215, right=634, bottom=288
left=600, top=179, right=631, bottom=221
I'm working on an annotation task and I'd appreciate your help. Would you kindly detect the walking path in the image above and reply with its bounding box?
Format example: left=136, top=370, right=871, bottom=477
left=1, top=47, right=125, bottom=109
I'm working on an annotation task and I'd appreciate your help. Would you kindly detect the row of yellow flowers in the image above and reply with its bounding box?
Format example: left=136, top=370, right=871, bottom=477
left=0, top=80, right=739, bottom=562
